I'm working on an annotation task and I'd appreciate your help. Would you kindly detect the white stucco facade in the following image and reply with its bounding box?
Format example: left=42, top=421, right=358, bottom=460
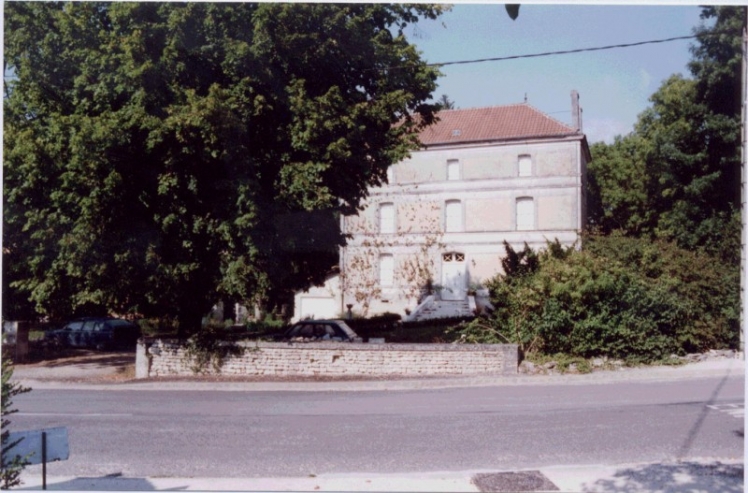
left=294, top=97, right=591, bottom=321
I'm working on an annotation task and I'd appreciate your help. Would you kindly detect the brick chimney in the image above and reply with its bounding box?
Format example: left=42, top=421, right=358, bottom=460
left=571, top=90, right=582, bottom=132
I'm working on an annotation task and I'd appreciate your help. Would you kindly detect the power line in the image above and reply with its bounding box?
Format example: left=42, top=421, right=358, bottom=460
left=413, top=29, right=742, bottom=70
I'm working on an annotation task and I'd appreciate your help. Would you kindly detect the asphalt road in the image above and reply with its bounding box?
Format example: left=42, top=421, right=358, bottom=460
left=11, top=375, right=744, bottom=479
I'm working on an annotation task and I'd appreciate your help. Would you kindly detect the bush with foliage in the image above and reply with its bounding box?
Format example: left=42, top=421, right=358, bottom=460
left=183, top=323, right=246, bottom=374
left=452, top=237, right=738, bottom=363
left=1, top=360, right=31, bottom=489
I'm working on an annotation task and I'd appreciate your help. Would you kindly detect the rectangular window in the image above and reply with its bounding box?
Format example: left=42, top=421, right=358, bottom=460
left=516, top=197, right=534, bottom=231
left=379, top=203, right=394, bottom=234
left=518, top=155, right=532, bottom=177
left=386, top=166, right=394, bottom=184
left=447, top=159, right=460, bottom=181
left=445, top=200, right=463, bottom=232
left=379, top=254, right=394, bottom=286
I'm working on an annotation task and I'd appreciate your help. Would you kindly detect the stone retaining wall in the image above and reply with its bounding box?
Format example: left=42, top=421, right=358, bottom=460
left=136, top=339, right=519, bottom=378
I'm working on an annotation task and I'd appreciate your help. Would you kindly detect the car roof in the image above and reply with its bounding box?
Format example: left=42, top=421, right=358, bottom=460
left=294, top=320, right=357, bottom=339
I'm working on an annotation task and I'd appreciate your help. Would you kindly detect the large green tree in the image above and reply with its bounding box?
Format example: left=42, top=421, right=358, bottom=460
left=4, top=3, right=445, bottom=333
left=587, top=6, right=743, bottom=258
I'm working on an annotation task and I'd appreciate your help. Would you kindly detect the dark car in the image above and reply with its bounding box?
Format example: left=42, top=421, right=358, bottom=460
left=275, top=320, right=362, bottom=342
left=45, top=317, right=141, bottom=350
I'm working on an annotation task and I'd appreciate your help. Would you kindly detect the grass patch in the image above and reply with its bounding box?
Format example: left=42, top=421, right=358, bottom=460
left=525, top=353, right=593, bottom=374
left=29, top=330, right=46, bottom=341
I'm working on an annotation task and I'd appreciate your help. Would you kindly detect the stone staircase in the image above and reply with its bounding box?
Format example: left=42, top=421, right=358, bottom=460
left=406, top=296, right=475, bottom=322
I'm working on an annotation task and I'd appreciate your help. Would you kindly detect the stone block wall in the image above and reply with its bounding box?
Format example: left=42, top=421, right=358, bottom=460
left=136, top=339, right=519, bottom=378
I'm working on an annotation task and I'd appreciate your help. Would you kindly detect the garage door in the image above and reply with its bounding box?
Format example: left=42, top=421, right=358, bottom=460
left=299, top=297, right=338, bottom=320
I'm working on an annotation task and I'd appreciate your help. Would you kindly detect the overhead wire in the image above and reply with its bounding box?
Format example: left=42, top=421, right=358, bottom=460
left=384, top=29, right=742, bottom=71
left=428, top=35, right=698, bottom=68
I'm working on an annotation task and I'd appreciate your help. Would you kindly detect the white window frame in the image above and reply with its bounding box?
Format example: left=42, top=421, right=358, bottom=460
left=445, top=200, right=463, bottom=233
left=516, top=197, right=535, bottom=231
left=379, top=202, right=395, bottom=234
left=379, top=254, right=394, bottom=287
left=518, top=154, right=532, bottom=177
left=386, top=166, right=395, bottom=184
left=447, top=159, right=460, bottom=181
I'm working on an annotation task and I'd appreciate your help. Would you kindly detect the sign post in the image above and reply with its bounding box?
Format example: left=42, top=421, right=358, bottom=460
left=6, top=427, right=69, bottom=489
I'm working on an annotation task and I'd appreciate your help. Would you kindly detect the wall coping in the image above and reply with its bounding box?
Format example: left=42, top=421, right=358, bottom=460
left=145, top=338, right=518, bottom=353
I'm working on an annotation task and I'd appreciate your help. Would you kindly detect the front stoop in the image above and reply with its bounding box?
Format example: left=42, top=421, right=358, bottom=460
left=410, top=298, right=474, bottom=321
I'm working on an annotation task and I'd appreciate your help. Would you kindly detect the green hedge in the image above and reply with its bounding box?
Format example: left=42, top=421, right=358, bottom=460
left=452, top=235, right=739, bottom=363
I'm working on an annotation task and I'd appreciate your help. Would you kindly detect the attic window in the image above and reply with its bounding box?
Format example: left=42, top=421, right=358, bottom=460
left=452, top=129, right=461, bottom=137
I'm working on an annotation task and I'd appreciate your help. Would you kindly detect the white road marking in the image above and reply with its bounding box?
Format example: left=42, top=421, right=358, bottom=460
left=706, top=404, right=744, bottom=419
left=16, top=412, right=133, bottom=417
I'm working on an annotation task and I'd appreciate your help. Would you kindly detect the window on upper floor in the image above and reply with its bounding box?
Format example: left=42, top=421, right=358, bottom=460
left=518, top=154, right=532, bottom=177
left=447, top=159, right=460, bottom=181
left=379, top=254, right=394, bottom=286
left=386, top=166, right=394, bottom=184
left=379, top=203, right=395, bottom=234
left=445, top=200, right=463, bottom=232
left=516, top=197, right=535, bottom=231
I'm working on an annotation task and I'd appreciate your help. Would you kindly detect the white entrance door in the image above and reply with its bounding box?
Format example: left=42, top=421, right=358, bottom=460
left=441, top=252, right=467, bottom=301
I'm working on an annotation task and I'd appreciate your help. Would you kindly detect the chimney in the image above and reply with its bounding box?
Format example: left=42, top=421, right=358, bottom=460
left=571, top=90, right=582, bottom=132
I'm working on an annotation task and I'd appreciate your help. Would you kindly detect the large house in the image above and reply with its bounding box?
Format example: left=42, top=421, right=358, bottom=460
left=293, top=91, right=591, bottom=322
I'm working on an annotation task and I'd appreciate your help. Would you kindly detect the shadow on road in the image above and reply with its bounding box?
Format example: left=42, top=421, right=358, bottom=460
left=582, top=462, right=744, bottom=493
left=17, top=474, right=187, bottom=491
left=12, top=349, right=135, bottom=369
left=33, top=352, right=136, bottom=369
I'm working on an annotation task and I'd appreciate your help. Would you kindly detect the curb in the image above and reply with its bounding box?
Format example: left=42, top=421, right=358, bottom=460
left=15, top=358, right=745, bottom=392
left=17, top=459, right=744, bottom=492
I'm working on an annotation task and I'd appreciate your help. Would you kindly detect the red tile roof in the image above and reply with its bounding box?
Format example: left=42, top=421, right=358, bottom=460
left=418, top=103, right=579, bottom=146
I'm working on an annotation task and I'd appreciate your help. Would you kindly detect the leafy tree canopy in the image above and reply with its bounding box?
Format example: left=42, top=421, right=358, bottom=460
left=587, top=6, right=743, bottom=257
left=3, top=2, right=446, bottom=332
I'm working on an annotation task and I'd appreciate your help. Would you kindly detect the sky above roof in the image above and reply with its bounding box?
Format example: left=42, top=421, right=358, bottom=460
left=407, top=3, right=712, bottom=144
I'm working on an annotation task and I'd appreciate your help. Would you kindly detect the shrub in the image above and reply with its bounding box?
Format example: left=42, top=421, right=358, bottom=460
left=452, top=235, right=737, bottom=363
left=1, top=360, right=31, bottom=489
left=183, top=324, right=246, bottom=374
left=584, top=233, right=739, bottom=351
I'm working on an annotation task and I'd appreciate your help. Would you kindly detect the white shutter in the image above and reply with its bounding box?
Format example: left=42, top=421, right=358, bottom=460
left=379, top=203, right=394, bottom=234
left=447, top=160, right=460, bottom=181
left=379, top=255, right=394, bottom=286
left=516, top=198, right=534, bottom=230
left=518, top=155, right=532, bottom=177
left=445, top=200, right=463, bottom=232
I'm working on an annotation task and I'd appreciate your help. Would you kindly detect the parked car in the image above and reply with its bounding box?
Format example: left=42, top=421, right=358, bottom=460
left=275, top=320, right=362, bottom=342
left=45, top=317, right=141, bottom=350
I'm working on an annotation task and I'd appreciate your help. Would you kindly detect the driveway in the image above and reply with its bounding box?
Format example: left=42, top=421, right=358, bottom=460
left=11, top=350, right=135, bottom=382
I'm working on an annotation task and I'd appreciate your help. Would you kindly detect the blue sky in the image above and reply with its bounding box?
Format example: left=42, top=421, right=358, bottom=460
left=407, top=4, right=710, bottom=144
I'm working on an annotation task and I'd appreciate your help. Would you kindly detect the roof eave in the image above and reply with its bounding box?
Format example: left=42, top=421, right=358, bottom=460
left=420, top=132, right=585, bottom=149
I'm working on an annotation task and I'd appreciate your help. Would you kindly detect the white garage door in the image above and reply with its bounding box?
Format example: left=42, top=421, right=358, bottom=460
left=299, top=297, right=338, bottom=320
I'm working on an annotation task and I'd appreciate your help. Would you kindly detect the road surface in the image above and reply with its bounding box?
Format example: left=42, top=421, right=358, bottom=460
left=11, top=374, right=744, bottom=478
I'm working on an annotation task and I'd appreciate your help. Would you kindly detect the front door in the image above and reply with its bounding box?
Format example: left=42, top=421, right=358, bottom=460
left=441, top=252, right=467, bottom=301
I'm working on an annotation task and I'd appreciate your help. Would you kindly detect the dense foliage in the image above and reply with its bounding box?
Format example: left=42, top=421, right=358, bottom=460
left=510, top=6, right=746, bottom=361
left=4, top=3, right=445, bottom=333
left=1, top=360, right=31, bottom=489
left=455, top=238, right=738, bottom=363
left=587, top=6, right=742, bottom=258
